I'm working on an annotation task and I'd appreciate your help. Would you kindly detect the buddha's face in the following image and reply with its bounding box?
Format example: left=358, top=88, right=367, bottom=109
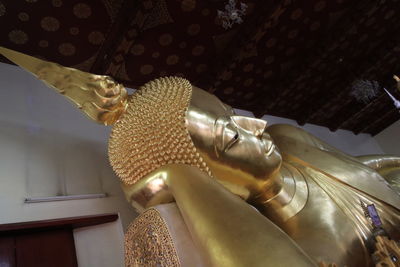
left=186, top=87, right=282, bottom=198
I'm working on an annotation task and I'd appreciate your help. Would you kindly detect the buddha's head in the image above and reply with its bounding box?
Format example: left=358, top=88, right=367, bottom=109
left=0, top=48, right=281, bottom=209
left=109, top=77, right=282, bottom=207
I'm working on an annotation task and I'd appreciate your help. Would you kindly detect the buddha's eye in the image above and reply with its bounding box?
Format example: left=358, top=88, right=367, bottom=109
left=233, top=132, right=239, bottom=140
left=224, top=127, right=240, bottom=151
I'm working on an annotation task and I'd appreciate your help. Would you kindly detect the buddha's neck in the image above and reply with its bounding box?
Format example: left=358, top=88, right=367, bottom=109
left=256, top=163, right=306, bottom=221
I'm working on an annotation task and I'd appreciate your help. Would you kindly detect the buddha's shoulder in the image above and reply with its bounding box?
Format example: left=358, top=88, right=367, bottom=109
left=266, top=124, right=346, bottom=155
left=266, top=123, right=302, bottom=133
left=266, top=124, right=308, bottom=143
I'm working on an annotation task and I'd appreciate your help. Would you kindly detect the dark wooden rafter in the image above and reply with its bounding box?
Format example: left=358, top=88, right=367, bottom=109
left=90, top=1, right=141, bottom=75
left=335, top=94, right=387, bottom=131
left=329, top=56, right=400, bottom=133
left=196, top=0, right=284, bottom=90
left=359, top=108, right=400, bottom=135
left=256, top=0, right=365, bottom=120
left=352, top=100, right=398, bottom=134
left=266, top=0, right=400, bottom=131
left=281, top=0, right=386, bottom=126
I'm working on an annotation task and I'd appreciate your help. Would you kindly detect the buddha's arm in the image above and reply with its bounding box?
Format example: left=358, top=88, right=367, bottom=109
left=356, top=155, right=400, bottom=192
left=266, top=124, right=348, bottom=156
left=356, top=155, right=400, bottom=170
left=125, top=164, right=315, bottom=267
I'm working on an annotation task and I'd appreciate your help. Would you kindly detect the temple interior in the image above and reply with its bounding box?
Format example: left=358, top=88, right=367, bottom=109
left=0, top=1, right=399, bottom=267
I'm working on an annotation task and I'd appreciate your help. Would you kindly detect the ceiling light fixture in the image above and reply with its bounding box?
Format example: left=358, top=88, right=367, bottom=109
left=351, top=79, right=380, bottom=104
left=217, top=0, right=247, bottom=29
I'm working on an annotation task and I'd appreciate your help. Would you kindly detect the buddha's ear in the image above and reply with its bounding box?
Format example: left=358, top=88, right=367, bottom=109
left=0, top=46, right=130, bottom=125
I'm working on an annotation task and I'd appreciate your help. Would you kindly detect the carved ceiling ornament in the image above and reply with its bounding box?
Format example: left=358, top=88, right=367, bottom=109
left=8, top=30, right=28, bottom=45
left=217, top=0, right=247, bottom=29
left=88, top=31, right=105, bottom=45
left=58, top=43, right=76, bottom=56
left=52, top=0, right=63, bottom=8
left=73, top=3, right=92, bottom=19
left=40, top=16, right=60, bottom=32
left=18, top=12, right=29, bottom=22
left=0, top=1, right=6, bottom=17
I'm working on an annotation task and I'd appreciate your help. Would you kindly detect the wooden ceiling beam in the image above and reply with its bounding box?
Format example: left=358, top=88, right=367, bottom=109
left=334, top=94, right=386, bottom=131
left=90, top=0, right=140, bottom=75
left=257, top=1, right=372, bottom=125
left=357, top=108, right=399, bottom=135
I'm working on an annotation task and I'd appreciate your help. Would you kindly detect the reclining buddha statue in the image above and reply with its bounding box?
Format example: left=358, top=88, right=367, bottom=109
left=1, top=47, right=399, bottom=267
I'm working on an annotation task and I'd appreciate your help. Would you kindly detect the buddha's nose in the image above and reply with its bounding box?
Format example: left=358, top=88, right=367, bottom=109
left=251, top=119, right=268, bottom=137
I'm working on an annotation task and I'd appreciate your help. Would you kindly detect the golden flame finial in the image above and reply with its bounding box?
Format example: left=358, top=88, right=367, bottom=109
left=0, top=46, right=129, bottom=125
left=394, top=74, right=400, bottom=93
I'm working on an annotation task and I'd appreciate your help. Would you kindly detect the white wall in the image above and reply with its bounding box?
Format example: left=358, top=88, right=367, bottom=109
left=74, top=220, right=125, bottom=267
left=374, top=120, right=400, bottom=155
left=0, top=62, right=137, bottom=267
left=234, top=109, right=384, bottom=156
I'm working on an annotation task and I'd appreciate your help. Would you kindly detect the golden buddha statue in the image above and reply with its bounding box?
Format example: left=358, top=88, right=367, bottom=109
left=1, top=47, right=399, bottom=267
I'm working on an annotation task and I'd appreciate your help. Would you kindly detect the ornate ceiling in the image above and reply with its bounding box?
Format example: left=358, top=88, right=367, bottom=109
left=1, top=0, right=399, bottom=135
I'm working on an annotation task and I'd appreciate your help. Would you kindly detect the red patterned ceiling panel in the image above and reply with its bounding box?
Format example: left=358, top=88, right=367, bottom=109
left=105, top=0, right=258, bottom=86
left=1, top=0, right=399, bottom=134
left=0, top=0, right=123, bottom=70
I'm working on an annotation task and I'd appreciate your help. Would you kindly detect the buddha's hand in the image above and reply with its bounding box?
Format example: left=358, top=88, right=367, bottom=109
left=36, top=62, right=128, bottom=125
